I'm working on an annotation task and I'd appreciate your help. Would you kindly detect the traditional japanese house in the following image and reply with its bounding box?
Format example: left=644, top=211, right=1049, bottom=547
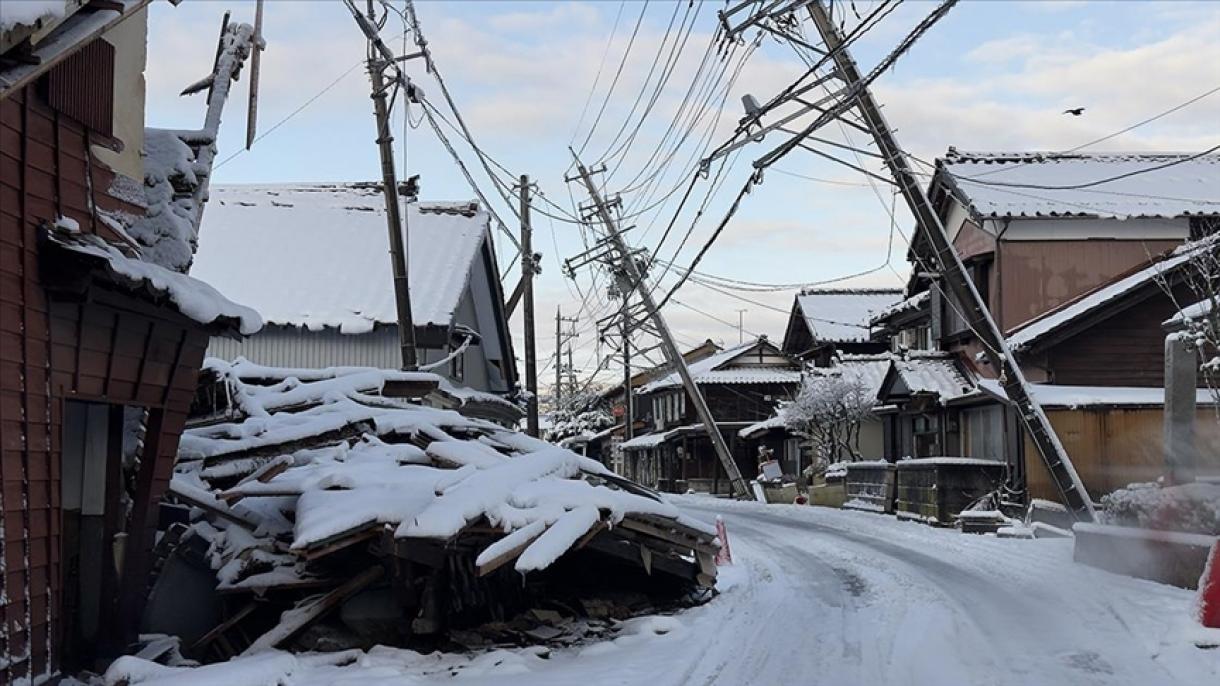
left=1, top=3, right=259, bottom=679
left=780, top=288, right=902, bottom=366
left=919, top=149, right=1218, bottom=366
left=591, top=339, right=720, bottom=472
left=192, top=185, right=518, bottom=397
left=618, top=337, right=801, bottom=493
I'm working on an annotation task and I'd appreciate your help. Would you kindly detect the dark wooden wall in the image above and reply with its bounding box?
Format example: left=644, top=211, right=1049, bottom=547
left=1, top=74, right=207, bottom=679
left=1040, top=282, right=1198, bottom=387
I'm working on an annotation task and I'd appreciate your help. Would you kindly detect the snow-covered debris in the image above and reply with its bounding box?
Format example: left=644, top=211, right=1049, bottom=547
left=160, top=360, right=717, bottom=658
left=43, top=228, right=262, bottom=334
left=191, top=185, right=492, bottom=333
left=940, top=150, right=1220, bottom=219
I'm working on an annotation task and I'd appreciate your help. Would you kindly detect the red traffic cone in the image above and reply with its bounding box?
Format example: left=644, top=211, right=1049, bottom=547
left=714, top=516, right=733, bottom=566
left=1198, top=539, right=1220, bottom=629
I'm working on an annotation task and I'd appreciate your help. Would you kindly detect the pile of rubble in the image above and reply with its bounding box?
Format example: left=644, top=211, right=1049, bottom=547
left=147, top=360, right=718, bottom=662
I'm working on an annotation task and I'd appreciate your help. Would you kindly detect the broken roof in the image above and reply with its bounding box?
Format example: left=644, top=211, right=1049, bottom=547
left=937, top=150, right=1220, bottom=220
left=174, top=360, right=717, bottom=597
left=43, top=228, right=262, bottom=335
left=192, top=185, right=491, bottom=334
left=1007, top=235, right=1218, bottom=352
left=638, top=337, right=800, bottom=393
left=787, top=289, right=903, bottom=349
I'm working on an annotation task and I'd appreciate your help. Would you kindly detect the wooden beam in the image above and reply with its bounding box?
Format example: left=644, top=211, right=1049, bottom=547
left=476, top=525, right=549, bottom=577
left=242, top=566, right=384, bottom=655
left=190, top=601, right=259, bottom=652
left=301, top=525, right=379, bottom=561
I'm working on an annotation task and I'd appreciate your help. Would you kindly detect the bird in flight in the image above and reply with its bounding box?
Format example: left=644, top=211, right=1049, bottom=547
left=1063, top=107, right=1086, bottom=116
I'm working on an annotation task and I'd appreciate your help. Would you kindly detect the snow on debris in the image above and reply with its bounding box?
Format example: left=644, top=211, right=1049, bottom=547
left=0, top=0, right=69, bottom=31
left=940, top=150, right=1220, bottom=219
left=44, top=228, right=262, bottom=334
left=1007, top=235, right=1219, bottom=352
left=172, top=359, right=715, bottom=589
left=126, top=128, right=204, bottom=272
left=191, top=184, right=490, bottom=333
left=795, top=288, right=903, bottom=343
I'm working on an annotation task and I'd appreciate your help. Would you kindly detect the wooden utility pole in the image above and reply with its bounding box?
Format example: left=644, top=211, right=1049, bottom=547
left=519, top=175, right=540, bottom=436
left=802, top=0, right=1093, bottom=518
left=570, top=153, right=750, bottom=498
left=346, top=0, right=418, bottom=370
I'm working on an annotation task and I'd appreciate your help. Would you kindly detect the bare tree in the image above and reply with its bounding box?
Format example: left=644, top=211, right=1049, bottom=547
left=782, top=372, right=874, bottom=467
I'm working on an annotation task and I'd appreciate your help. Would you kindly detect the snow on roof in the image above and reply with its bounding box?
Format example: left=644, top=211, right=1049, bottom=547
left=639, top=338, right=799, bottom=393
left=939, top=151, right=1220, bottom=220
left=192, top=184, right=490, bottom=334
left=738, top=415, right=786, bottom=439
left=0, top=0, right=70, bottom=31
left=1164, top=297, right=1214, bottom=328
left=619, top=431, right=672, bottom=451
left=175, top=360, right=715, bottom=583
left=869, top=290, right=929, bottom=326
left=1007, top=235, right=1217, bottom=352
left=46, top=228, right=262, bottom=334
left=976, top=379, right=1216, bottom=408
left=795, top=289, right=903, bottom=344
left=883, top=352, right=974, bottom=402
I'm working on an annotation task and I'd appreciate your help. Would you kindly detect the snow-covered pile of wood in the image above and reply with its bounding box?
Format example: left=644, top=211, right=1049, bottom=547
left=160, top=360, right=717, bottom=660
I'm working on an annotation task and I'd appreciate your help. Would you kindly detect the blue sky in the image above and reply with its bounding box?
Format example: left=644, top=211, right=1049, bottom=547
left=145, top=1, right=1220, bottom=382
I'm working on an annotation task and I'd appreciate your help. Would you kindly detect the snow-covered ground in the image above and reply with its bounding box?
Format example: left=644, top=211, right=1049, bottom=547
left=109, top=497, right=1220, bottom=686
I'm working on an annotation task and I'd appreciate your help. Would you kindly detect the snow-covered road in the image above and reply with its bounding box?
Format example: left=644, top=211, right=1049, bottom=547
left=109, top=497, right=1220, bottom=686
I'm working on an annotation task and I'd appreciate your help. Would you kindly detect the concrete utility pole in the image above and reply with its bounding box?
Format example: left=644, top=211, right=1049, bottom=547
left=622, top=297, right=634, bottom=442
left=347, top=0, right=417, bottom=370
left=736, top=309, right=747, bottom=344
left=569, top=152, right=750, bottom=498
left=800, top=0, right=1094, bottom=519
left=519, top=175, right=540, bottom=437
left=553, top=308, right=578, bottom=404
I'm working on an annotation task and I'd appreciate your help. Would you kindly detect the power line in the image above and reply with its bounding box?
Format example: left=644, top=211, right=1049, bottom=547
left=574, top=1, right=651, bottom=156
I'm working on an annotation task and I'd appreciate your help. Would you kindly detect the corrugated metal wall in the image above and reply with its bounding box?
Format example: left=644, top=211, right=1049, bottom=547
left=208, top=325, right=403, bottom=369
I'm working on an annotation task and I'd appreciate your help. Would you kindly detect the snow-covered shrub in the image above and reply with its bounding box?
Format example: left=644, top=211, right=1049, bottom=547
left=1099, top=481, right=1220, bottom=535
left=1164, top=233, right=1220, bottom=409
left=543, top=388, right=613, bottom=444
left=783, top=372, right=873, bottom=467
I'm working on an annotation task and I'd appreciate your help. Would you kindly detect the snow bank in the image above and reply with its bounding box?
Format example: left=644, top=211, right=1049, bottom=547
left=105, top=651, right=298, bottom=686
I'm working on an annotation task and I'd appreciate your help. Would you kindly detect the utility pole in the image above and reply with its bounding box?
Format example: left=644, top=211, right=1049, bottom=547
left=519, top=175, right=540, bottom=436
left=621, top=298, right=634, bottom=443
left=735, top=309, right=747, bottom=344
left=569, top=152, right=751, bottom=499
left=347, top=0, right=417, bottom=370
left=799, top=0, right=1093, bottom=519
left=553, top=308, right=579, bottom=404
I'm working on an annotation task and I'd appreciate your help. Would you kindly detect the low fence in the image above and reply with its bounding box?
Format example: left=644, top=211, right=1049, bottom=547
left=895, top=458, right=1005, bottom=526
left=1074, top=523, right=1216, bottom=589
left=843, top=462, right=896, bottom=514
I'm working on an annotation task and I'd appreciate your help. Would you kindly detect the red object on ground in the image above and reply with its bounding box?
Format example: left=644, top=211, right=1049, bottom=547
left=794, top=494, right=808, bottom=505
left=1199, top=540, right=1220, bottom=629
left=714, top=516, right=733, bottom=566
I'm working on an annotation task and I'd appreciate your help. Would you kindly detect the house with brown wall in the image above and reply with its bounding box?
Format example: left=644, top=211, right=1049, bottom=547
left=1, top=3, right=258, bottom=679
left=874, top=149, right=1220, bottom=505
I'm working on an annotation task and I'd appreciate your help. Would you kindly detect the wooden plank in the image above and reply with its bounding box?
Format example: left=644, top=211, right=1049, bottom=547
left=619, top=517, right=717, bottom=555
left=301, top=525, right=379, bottom=561
left=241, top=565, right=384, bottom=655
left=190, top=601, right=259, bottom=652
left=476, top=524, right=549, bottom=577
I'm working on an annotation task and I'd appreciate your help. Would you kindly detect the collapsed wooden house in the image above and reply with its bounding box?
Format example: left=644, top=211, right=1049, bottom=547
left=148, top=361, right=719, bottom=661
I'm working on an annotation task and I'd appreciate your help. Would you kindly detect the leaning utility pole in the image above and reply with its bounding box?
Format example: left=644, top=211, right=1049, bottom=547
left=570, top=152, right=750, bottom=498
left=519, top=175, right=540, bottom=436
left=346, top=0, right=417, bottom=370
left=799, top=0, right=1093, bottom=519
left=621, top=298, right=634, bottom=443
